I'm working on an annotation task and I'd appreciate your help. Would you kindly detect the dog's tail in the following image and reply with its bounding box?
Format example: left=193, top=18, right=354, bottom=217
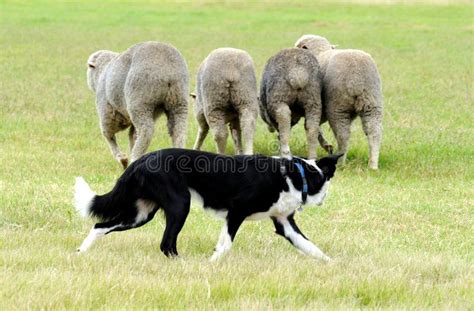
left=74, top=176, right=131, bottom=221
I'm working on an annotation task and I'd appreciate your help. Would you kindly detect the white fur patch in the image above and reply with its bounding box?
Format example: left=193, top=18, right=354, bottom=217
left=210, top=224, right=233, bottom=261
left=300, top=158, right=323, bottom=177
left=188, top=188, right=204, bottom=206
left=277, top=217, right=330, bottom=261
left=189, top=188, right=228, bottom=220
left=77, top=226, right=115, bottom=253
left=247, top=177, right=330, bottom=220
left=74, top=177, right=96, bottom=218
left=246, top=177, right=301, bottom=220
left=135, top=199, right=156, bottom=223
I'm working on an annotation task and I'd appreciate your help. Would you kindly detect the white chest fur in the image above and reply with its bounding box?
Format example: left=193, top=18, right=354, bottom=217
left=189, top=178, right=330, bottom=222
left=246, top=178, right=302, bottom=220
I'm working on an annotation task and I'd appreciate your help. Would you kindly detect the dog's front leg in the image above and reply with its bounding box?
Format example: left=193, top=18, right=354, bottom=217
left=272, top=215, right=330, bottom=262
left=210, top=215, right=244, bottom=261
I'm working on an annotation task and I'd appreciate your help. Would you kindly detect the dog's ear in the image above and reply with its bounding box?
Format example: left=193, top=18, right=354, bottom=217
left=316, top=153, right=343, bottom=178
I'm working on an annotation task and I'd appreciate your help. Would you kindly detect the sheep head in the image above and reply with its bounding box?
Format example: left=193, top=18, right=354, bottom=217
left=295, top=34, right=334, bottom=56
left=86, top=50, right=118, bottom=92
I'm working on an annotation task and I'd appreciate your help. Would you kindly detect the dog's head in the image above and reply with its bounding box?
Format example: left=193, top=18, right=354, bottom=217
left=296, top=154, right=343, bottom=206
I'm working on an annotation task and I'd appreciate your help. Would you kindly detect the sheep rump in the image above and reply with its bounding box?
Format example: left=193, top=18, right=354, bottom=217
left=86, top=41, right=189, bottom=167
left=193, top=48, right=258, bottom=155
left=295, top=35, right=383, bottom=169
left=259, top=48, right=324, bottom=159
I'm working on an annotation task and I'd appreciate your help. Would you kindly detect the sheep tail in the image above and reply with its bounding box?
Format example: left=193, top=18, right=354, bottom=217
left=287, top=66, right=309, bottom=90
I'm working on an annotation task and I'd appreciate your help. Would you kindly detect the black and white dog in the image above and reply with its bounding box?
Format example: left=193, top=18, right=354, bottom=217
left=74, top=149, right=342, bottom=261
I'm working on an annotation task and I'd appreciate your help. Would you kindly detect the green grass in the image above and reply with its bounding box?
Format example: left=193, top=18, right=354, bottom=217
left=1, top=0, right=473, bottom=309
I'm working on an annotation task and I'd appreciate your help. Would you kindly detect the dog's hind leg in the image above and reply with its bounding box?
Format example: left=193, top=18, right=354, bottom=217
left=160, top=194, right=191, bottom=257
left=77, top=199, right=159, bottom=253
left=77, top=225, right=114, bottom=253
left=210, top=213, right=245, bottom=261
left=272, top=214, right=330, bottom=262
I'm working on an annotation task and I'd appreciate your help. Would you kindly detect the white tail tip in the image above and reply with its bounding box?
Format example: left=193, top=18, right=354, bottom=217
left=74, top=177, right=95, bottom=218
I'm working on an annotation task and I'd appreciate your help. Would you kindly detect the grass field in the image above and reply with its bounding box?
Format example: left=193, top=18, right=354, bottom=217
left=1, top=0, right=473, bottom=309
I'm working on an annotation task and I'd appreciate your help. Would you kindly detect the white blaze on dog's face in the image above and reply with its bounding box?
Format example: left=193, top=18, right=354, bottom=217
left=300, top=158, right=329, bottom=206
left=303, top=155, right=343, bottom=206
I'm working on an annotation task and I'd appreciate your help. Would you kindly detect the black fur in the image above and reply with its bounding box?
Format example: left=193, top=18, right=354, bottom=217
left=83, top=148, right=341, bottom=257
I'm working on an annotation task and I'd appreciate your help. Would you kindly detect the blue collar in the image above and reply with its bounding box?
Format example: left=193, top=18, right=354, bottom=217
left=294, top=162, right=308, bottom=204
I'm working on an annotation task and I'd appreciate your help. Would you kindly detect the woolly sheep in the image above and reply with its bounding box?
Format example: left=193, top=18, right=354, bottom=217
left=192, top=48, right=258, bottom=155
left=86, top=41, right=189, bottom=168
left=295, top=35, right=383, bottom=169
left=259, top=48, right=324, bottom=159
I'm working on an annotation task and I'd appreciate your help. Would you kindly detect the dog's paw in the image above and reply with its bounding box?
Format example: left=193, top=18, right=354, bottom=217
left=321, top=254, right=331, bottom=262
left=209, top=251, right=223, bottom=262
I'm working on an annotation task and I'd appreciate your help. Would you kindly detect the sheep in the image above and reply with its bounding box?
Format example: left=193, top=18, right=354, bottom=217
left=192, top=48, right=258, bottom=155
left=295, top=34, right=383, bottom=169
left=259, top=48, right=324, bottom=159
left=86, top=41, right=189, bottom=168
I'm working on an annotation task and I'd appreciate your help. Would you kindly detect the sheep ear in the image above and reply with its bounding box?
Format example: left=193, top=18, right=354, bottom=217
left=331, top=45, right=337, bottom=49
left=88, top=61, right=96, bottom=69
left=189, top=93, right=196, bottom=99
left=296, top=41, right=308, bottom=49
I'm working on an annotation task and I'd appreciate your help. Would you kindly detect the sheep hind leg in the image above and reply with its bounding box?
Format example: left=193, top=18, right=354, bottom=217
left=193, top=112, right=209, bottom=150
left=274, top=104, right=292, bottom=158
left=303, top=105, right=322, bottom=160
left=100, top=123, right=128, bottom=169
left=229, top=119, right=243, bottom=155
left=167, top=109, right=188, bottom=149
left=129, top=107, right=155, bottom=163
left=318, top=131, right=334, bottom=155
left=208, top=111, right=228, bottom=154
left=128, top=125, right=137, bottom=154
left=328, top=111, right=352, bottom=165
left=164, top=88, right=188, bottom=149
left=239, top=108, right=257, bottom=155
left=103, top=133, right=128, bottom=169
left=98, top=103, right=129, bottom=168
left=361, top=109, right=383, bottom=170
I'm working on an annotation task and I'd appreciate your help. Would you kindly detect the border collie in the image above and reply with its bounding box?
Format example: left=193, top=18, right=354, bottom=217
left=74, top=148, right=342, bottom=261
